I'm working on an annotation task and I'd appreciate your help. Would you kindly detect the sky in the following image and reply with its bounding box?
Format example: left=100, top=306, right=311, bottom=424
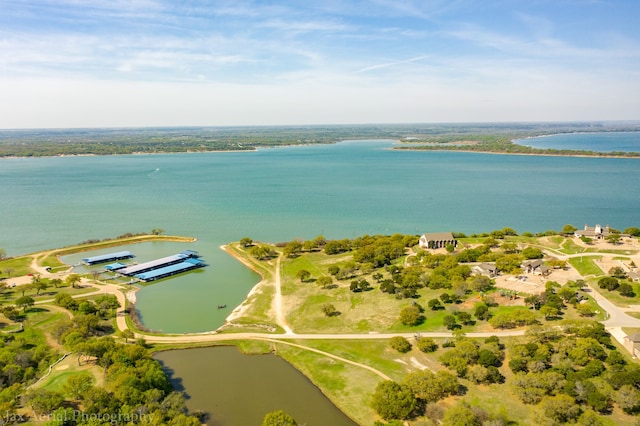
left=1, top=0, right=639, bottom=128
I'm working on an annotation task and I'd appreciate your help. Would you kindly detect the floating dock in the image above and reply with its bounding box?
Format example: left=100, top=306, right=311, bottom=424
left=116, top=250, right=206, bottom=282
left=82, top=251, right=135, bottom=266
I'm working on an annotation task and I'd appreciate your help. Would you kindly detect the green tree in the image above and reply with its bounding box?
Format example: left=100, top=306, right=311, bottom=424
left=616, top=384, right=640, bottom=414
left=240, top=237, right=253, bottom=247
left=442, top=402, right=480, bottom=426
left=63, top=372, right=95, bottom=400
left=428, top=298, right=443, bottom=310
left=120, top=329, right=134, bottom=343
left=606, top=233, right=621, bottom=244
left=50, top=278, right=63, bottom=288
left=15, top=295, right=35, bottom=312
left=316, top=276, right=333, bottom=289
left=624, top=227, right=640, bottom=237
left=296, top=269, right=311, bottom=282
left=522, top=247, right=543, bottom=259
left=283, top=241, right=303, bottom=258
left=562, top=224, right=578, bottom=235
left=443, top=315, right=457, bottom=330
left=0, top=248, right=6, bottom=260
left=609, top=266, right=627, bottom=279
left=25, top=389, right=65, bottom=415
left=321, top=303, right=338, bottom=317
left=389, top=336, right=412, bottom=353
left=262, top=410, right=297, bottom=426
left=399, top=305, right=423, bottom=326
left=66, top=274, right=82, bottom=288
left=540, top=305, right=560, bottom=320
left=370, top=381, right=417, bottom=420
left=416, top=337, right=437, bottom=353
left=537, top=394, right=581, bottom=424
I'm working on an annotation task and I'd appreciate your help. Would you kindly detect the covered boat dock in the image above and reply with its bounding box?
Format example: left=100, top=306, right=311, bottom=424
left=116, top=250, right=206, bottom=281
left=134, top=258, right=207, bottom=282
left=82, top=251, right=135, bottom=265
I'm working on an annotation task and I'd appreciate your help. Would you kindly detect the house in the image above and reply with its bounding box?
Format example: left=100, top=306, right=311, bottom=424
left=472, top=262, right=498, bottom=278
left=418, top=232, right=457, bottom=250
left=575, top=224, right=611, bottom=240
left=521, top=259, right=550, bottom=276
left=629, top=270, right=640, bottom=283
left=624, top=333, right=640, bottom=358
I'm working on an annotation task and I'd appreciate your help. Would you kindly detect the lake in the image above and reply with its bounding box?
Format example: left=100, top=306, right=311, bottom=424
left=156, top=346, right=358, bottom=426
left=2, top=135, right=640, bottom=333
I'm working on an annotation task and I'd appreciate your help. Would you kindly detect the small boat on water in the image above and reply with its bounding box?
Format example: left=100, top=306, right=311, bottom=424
left=217, top=304, right=227, bottom=309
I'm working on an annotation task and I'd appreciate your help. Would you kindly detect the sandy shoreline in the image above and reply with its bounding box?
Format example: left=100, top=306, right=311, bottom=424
left=219, top=244, right=265, bottom=324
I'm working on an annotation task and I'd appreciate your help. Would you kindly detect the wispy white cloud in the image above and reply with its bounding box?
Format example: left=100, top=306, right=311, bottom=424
left=355, top=55, right=429, bottom=73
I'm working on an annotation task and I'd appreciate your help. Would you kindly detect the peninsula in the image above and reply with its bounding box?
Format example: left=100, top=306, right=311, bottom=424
left=2, top=226, right=640, bottom=424
left=1, top=122, right=639, bottom=158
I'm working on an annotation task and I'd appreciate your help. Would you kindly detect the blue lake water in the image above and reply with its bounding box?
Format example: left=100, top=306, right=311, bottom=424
left=2, top=136, right=640, bottom=332
left=516, top=131, right=640, bottom=152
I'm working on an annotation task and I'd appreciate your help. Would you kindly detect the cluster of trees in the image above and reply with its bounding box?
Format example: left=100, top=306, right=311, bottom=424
left=23, top=337, right=201, bottom=425
left=438, top=336, right=505, bottom=384
left=371, top=369, right=462, bottom=421
left=505, top=322, right=640, bottom=422
left=599, top=267, right=636, bottom=297
left=0, top=333, right=57, bottom=419
left=55, top=293, right=120, bottom=319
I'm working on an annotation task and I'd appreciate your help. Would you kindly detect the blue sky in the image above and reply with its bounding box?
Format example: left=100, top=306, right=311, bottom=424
left=1, top=0, right=639, bottom=128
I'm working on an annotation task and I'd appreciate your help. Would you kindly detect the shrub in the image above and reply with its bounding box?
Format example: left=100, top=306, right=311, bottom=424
left=389, top=336, right=412, bottom=353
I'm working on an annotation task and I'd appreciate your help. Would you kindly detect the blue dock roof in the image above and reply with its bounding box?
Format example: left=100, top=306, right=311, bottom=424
left=117, top=250, right=201, bottom=276
left=135, top=258, right=206, bottom=281
left=104, top=262, right=127, bottom=271
left=82, top=251, right=134, bottom=265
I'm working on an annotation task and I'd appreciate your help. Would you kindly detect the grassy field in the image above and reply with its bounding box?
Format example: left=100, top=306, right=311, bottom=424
left=568, top=256, right=604, bottom=276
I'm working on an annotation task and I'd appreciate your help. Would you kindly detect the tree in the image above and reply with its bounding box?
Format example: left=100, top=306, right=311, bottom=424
left=328, top=265, right=340, bottom=276
left=151, top=228, right=164, bottom=235
left=598, top=276, right=619, bottom=291
left=15, top=295, right=35, bottom=312
left=616, top=384, right=640, bottom=414
left=416, top=337, right=437, bottom=353
left=316, top=276, right=333, bottom=289
left=456, top=312, right=473, bottom=326
left=427, top=298, right=443, bottom=310
left=468, top=274, right=493, bottom=292
left=540, top=305, right=560, bottom=320
left=33, top=279, right=49, bottom=295
left=443, top=315, right=457, bottom=330
left=321, top=303, right=338, bottom=317
left=240, top=237, right=253, bottom=247
left=0, top=248, right=7, bottom=260
left=399, top=305, right=423, bottom=326
left=522, top=247, right=543, bottom=259
left=609, top=266, right=627, bottom=279
left=562, top=224, right=578, bottom=235
left=474, top=303, right=490, bottom=320
left=55, top=292, right=78, bottom=310
left=262, top=410, right=297, bottom=426
left=370, top=381, right=417, bottom=420
left=389, top=336, right=412, bottom=353
left=624, top=227, right=640, bottom=237
left=120, top=329, right=134, bottom=343
left=283, top=241, right=303, bottom=258
left=296, top=269, right=311, bottom=283
left=25, top=389, right=65, bottom=415
left=63, top=372, right=95, bottom=400
left=1, top=306, right=20, bottom=321
left=442, top=402, right=480, bottom=426
left=66, top=274, right=82, bottom=288
left=50, top=278, right=63, bottom=288
left=576, top=303, right=594, bottom=317
left=606, top=233, right=621, bottom=245
left=537, top=394, right=581, bottom=424
left=619, top=283, right=635, bottom=297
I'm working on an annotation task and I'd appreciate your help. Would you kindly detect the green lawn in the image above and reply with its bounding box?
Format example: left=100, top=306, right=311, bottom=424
left=568, top=256, right=603, bottom=276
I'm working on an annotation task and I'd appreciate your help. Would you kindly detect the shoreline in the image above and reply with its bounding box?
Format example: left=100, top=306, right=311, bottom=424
left=395, top=146, right=640, bottom=159
left=219, top=244, right=265, bottom=324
